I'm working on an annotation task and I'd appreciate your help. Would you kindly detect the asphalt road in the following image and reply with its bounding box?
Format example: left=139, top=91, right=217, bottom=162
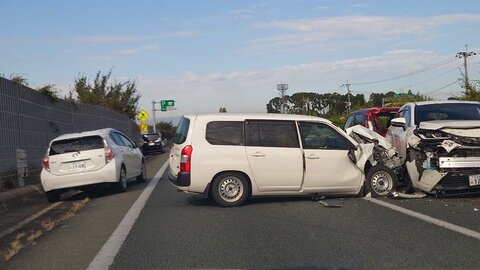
left=1, top=154, right=480, bottom=269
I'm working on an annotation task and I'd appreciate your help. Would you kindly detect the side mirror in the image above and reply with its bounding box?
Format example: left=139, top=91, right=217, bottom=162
left=390, top=117, right=407, bottom=130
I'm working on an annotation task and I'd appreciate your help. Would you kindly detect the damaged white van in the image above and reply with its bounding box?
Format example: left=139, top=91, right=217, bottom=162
left=387, top=101, right=480, bottom=195
left=168, top=114, right=399, bottom=206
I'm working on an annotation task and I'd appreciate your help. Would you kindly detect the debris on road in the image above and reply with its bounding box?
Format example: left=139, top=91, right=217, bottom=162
left=391, top=191, right=426, bottom=199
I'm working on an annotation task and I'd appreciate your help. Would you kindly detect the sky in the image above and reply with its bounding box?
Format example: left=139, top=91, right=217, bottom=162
left=1, top=0, right=480, bottom=123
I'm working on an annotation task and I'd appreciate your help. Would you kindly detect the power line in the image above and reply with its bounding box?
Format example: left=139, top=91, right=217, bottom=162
left=350, top=57, right=457, bottom=86
left=397, top=66, right=461, bottom=92
left=425, top=80, right=461, bottom=95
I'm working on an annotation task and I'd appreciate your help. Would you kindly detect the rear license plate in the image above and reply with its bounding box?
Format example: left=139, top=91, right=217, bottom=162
left=69, top=161, right=87, bottom=171
left=469, top=174, right=480, bottom=186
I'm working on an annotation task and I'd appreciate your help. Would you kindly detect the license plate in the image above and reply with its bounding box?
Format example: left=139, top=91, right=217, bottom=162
left=148, top=142, right=155, bottom=146
left=469, top=174, right=480, bottom=186
left=69, top=161, right=87, bottom=171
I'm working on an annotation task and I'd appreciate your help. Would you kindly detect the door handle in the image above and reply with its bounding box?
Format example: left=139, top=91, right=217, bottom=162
left=251, top=152, right=265, bottom=157
left=307, top=155, right=319, bottom=159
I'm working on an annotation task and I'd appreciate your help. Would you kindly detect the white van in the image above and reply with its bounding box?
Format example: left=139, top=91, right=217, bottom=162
left=168, top=114, right=395, bottom=206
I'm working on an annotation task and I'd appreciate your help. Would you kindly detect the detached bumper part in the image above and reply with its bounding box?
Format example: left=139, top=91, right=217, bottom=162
left=168, top=171, right=191, bottom=187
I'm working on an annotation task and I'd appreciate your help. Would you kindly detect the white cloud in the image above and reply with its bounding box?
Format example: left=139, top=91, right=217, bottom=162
left=73, top=31, right=201, bottom=44
left=251, top=14, right=480, bottom=51
left=85, top=45, right=159, bottom=61
left=136, top=49, right=462, bottom=115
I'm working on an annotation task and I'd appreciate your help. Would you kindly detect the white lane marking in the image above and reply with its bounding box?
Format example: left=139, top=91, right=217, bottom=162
left=87, top=160, right=169, bottom=270
left=0, top=201, right=63, bottom=240
left=364, top=197, right=480, bottom=241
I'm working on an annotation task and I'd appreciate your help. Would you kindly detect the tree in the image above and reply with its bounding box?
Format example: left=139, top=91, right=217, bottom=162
left=219, top=107, right=227, bottom=113
left=71, top=70, right=141, bottom=118
left=37, top=84, right=61, bottom=101
left=458, top=78, right=480, bottom=101
left=9, top=74, right=29, bottom=86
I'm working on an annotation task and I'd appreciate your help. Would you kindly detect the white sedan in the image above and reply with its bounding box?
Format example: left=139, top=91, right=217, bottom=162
left=41, top=128, right=145, bottom=202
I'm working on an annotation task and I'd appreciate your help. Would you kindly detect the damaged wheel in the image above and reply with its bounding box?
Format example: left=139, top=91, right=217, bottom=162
left=365, top=165, right=397, bottom=197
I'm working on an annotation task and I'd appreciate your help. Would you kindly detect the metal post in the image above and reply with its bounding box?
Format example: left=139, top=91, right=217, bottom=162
left=152, top=100, right=157, bottom=133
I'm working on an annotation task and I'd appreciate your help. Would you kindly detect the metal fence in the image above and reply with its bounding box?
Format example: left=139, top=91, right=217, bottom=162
left=0, top=77, right=140, bottom=188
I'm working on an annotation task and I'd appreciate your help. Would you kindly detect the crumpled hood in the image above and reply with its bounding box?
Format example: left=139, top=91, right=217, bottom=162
left=418, top=120, right=480, bottom=130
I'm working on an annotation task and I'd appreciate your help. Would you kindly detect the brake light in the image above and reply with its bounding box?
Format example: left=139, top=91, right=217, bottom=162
left=42, top=156, right=50, bottom=170
left=105, top=146, right=114, bottom=162
left=180, top=145, right=193, bottom=173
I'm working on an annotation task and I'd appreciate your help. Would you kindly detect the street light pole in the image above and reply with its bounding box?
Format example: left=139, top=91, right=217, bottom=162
left=152, top=100, right=157, bottom=133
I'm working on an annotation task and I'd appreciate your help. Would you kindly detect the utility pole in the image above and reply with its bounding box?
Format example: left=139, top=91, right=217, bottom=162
left=276, top=84, right=288, bottom=114
left=456, top=44, right=477, bottom=84
left=342, top=80, right=352, bottom=112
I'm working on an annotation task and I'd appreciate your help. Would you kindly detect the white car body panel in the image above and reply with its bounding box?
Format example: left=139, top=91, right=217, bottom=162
left=41, top=128, right=143, bottom=193
left=169, top=114, right=366, bottom=198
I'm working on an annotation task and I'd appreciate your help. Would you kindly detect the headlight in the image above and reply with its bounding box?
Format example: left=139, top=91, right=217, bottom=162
left=415, top=129, right=450, bottom=140
left=155, top=139, right=161, bottom=142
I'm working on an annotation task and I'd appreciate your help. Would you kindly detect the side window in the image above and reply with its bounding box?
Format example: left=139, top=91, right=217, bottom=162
left=353, top=114, right=366, bottom=126
left=246, top=120, right=299, bottom=148
left=110, top=132, right=125, bottom=146
left=298, top=122, right=350, bottom=150
left=206, top=121, right=244, bottom=145
left=118, top=133, right=135, bottom=148
left=344, top=115, right=354, bottom=129
left=173, top=117, right=190, bottom=144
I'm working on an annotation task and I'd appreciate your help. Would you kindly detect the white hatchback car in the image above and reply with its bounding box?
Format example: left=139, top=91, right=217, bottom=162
left=168, top=114, right=399, bottom=206
left=41, top=128, right=146, bottom=202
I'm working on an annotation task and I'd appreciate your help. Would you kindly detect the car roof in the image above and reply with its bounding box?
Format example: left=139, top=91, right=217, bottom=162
left=350, top=107, right=400, bottom=114
left=411, top=100, right=480, bottom=106
left=51, top=128, right=116, bottom=142
left=183, top=113, right=332, bottom=123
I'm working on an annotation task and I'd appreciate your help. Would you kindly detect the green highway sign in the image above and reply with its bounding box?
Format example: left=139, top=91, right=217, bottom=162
left=160, top=100, right=175, bottom=111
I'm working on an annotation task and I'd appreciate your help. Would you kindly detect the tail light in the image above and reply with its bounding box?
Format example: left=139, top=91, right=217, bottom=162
left=104, top=146, right=114, bottom=162
left=42, top=156, right=50, bottom=170
left=180, top=145, right=193, bottom=173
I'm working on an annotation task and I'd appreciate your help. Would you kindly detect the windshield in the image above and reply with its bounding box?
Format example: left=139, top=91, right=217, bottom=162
left=414, top=103, right=480, bottom=125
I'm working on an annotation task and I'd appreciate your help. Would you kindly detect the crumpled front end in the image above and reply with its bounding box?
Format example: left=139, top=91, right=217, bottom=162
left=346, top=126, right=403, bottom=172
left=407, top=122, right=480, bottom=195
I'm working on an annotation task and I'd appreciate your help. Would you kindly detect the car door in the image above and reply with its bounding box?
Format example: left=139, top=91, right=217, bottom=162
left=117, top=133, right=141, bottom=178
left=245, top=120, right=304, bottom=192
left=298, top=122, right=362, bottom=192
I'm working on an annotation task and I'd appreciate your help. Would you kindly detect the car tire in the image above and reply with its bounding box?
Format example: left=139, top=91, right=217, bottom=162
left=211, top=172, right=249, bottom=207
left=46, top=190, right=61, bottom=203
left=115, top=167, right=128, bottom=192
left=365, top=165, right=397, bottom=197
left=136, top=161, right=146, bottom=183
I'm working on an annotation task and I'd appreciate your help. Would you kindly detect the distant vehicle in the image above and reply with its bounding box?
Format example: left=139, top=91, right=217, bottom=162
left=168, top=113, right=401, bottom=206
left=141, top=133, right=165, bottom=155
left=41, top=128, right=145, bottom=202
left=344, top=107, right=400, bottom=137
left=387, top=101, right=480, bottom=195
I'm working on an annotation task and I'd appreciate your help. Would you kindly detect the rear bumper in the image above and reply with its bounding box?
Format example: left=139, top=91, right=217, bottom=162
left=168, top=171, right=191, bottom=187
left=41, top=161, right=118, bottom=192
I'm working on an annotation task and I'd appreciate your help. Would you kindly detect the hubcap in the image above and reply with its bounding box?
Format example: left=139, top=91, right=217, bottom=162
left=371, top=171, right=393, bottom=196
left=218, top=177, right=243, bottom=202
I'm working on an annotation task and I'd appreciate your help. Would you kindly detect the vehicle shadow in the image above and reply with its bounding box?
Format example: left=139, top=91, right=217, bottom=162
left=186, top=195, right=351, bottom=207
left=60, top=180, right=148, bottom=202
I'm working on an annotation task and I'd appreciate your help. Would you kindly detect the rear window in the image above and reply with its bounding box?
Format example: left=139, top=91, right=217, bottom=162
left=49, top=136, right=104, bottom=156
left=375, top=111, right=397, bottom=131
left=143, top=133, right=161, bottom=141
left=206, top=121, right=244, bottom=145
left=172, top=117, right=190, bottom=144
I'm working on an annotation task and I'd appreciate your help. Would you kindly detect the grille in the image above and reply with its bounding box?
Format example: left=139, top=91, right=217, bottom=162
left=438, top=174, right=469, bottom=189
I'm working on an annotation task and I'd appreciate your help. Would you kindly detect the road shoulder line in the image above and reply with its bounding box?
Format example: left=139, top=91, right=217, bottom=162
left=87, top=160, right=169, bottom=270
left=364, top=197, right=480, bottom=241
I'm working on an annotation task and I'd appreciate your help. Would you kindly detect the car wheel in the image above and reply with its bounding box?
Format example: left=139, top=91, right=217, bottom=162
left=115, top=167, right=128, bottom=192
left=211, top=173, right=249, bottom=207
left=365, top=165, right=397, bottom=197
left=46, top=190, right=61, bottom=203
left=136, top=161, right=146, bottom=183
